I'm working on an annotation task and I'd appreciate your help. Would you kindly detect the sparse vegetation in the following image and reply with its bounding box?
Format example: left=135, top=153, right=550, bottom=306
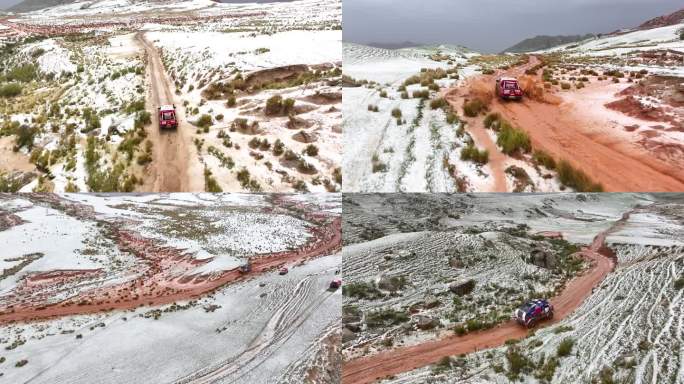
left=463, top=99, right=486, bottom=117
left=460, top=144, right=489, bottom=165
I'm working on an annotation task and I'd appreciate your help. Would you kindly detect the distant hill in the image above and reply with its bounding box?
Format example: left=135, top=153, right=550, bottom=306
left=365, top=41, right=422, bottom=50
left=502, top=34, right=594, bottom=53
left=637, top=8, right=684, bottom=30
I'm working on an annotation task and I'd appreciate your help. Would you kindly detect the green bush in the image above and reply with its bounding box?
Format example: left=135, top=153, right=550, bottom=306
left=7, top=64, right=38, bottom=82
left=203, top=166, right=222, bottom=192
left=556, top=338, right=575, bottom=357
left=463, top=99, right=485, bottom=117
left=460, top=144, right=489, bottom=165
left=265, top=95, right=295, bottom=115
left=304, top=144, right=319, bottom=156
left=0, top=83, right=22, bottom=97
left=195, top=114, right=213, bottom=128
left=533, top=149, right=556, bottom=170
left=497, top=124, right=531, bottom=155
left=391, top=108, right=402, bottom=118
left=557, top=160, right=603, bottom=192
left=483, top=112, right=501, bottom=129
left=342, top=281, right=382, bottom=300
left=429, top=97, right=448, bottom=110
left=365, top=308, right=409, bottom=328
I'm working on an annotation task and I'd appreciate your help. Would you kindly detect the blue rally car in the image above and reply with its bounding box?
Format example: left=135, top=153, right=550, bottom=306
left=514, top=299, right=554, bottom=328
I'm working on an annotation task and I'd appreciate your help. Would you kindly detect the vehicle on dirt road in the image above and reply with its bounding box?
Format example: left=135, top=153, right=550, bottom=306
left=158, top=104, right=178, bottom=129
left=514, top=299, right=554, bottom=328
left=329, top=279, right=342, bottom=290
left=495, top=77, right=523, bottom=100
left=239, top=262, right=251, bottom=274
left=279, top=267, right=289, bottom=275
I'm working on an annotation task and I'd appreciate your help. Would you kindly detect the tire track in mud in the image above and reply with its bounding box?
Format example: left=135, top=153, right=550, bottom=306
left=342, top=208, right=635, bottom=384
left=135, top=32, right=200, bottom=193
left=175, top=275, right=336, bottom=384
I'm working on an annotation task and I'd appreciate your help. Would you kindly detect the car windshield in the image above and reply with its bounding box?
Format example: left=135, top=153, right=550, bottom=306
left=520, top=302, right=536, bottom=311
left=504, top=81, right=519, bottom=90
left=161, top=111, right=175, bottom=120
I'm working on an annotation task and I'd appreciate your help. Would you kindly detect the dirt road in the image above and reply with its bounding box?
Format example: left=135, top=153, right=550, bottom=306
left=341, top=214, right=627, bottom=384
left=135, top=32, right=202, bottom=192
left=444, top=56, right=684, bottom=192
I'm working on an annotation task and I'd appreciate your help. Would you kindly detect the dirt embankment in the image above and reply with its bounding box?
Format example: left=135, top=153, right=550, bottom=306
left=341, top=211, right=631, bottom=384
left=0, top=197, right=341, bottom=325
left=135, top=32, right=203, bottom=192
left=445, top=56, right=684, bottom=192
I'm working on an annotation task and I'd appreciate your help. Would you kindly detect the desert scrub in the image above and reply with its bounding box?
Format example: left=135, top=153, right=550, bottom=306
left=505, top=346, right=533, bottom=381
left=264, top=95, right=295, bottom=116
left=194, top=114, right=212, bottom=128
left=365, top=308, right=409, bottom=328
left=272, top=139, right=285, bottom=156
left=303, top=144, right=319, bottom=156
left=556, top=160, right=603, bottom=192
left=460, top=144, right=489, bottom=165
left=497, top=124, right=531, bottom=155
left=367, top=104, right=379, bottom=112
left=429, top=97, right=448, bottom=110
left=560, top=82, right=571, bottom=90
left=203, top=167, right=222, bottom=192
left=342, top=281, right=383, bottom=300
left=412, top=90, right=430, bottom=99
left=483, top=112, right=501, bottom=129
left=236, top=167, right=262, bottom=192
left=463, top=99, right=486, bottom=117
left=533, top=149, right=556, bottom=170
left=0, top=83, right=22, bottom=97
left=391, top=108, right=402, bottom=118
left=556, top=337, right=575, bottom=357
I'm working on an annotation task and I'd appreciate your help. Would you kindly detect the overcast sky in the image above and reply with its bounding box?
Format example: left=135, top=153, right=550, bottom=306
left=344, top=0, right=683, bottom=52
left=0, top=0, right=21, bottom=10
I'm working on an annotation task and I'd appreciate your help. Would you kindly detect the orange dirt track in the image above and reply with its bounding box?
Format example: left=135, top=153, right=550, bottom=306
left=342, top=216, right=626, bottom=384
left=444, top=56, right=684, bottom=192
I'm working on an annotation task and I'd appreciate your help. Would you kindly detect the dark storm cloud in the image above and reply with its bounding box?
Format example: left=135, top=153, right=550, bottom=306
left=343, top=0, right=683, bottom=52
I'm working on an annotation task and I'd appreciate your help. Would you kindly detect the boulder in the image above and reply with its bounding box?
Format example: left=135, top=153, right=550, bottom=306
left=448, top=256, right=464, bottom=269
left=415, top=315, right=439, bottom=330
left=449, top=279, right=475, bottom=295
left=424, top=296, right=441, bottom=309
left=530, top=247, right=557, bottom=269
left=342, top=328, right=356, bottom=343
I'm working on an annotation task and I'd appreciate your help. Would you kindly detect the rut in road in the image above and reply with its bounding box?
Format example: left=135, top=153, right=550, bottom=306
left=341, top=209, right=634, bottom=384
left=135, top=32, right=197, bottom=192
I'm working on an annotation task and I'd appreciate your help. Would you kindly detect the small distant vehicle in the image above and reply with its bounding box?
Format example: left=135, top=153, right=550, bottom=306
left=239, top=262, right=251, bottom=274
left=514, top=299, right=554, bottom=328
left=329, top=279, right=342, bottom=290
left=279, top=267, right=289, bottom=275
left=495, top=77, right=523, bottom=100
left=158, top=104, right=178, bottom=129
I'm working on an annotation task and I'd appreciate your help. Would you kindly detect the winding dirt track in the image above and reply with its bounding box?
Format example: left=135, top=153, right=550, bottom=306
left=444, top=57, right=684, bottom=192
left=342, top=213, right=630, bottom=384
left=136, top=32, right=201, bottom=192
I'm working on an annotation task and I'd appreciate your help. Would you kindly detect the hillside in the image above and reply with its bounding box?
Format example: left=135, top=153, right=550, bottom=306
left=638, top=7, right=684, bottom=30
left=502, top=34, right=594, bottom=53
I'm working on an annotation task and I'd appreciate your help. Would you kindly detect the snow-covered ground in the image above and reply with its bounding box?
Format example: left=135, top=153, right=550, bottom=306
left=346, top=193, right=684, bottom=384
left=0, top=0, right=341, bottom=193
left=0, top=193, right=341, bottom=383
left=343, top=43, right=487, bottom=192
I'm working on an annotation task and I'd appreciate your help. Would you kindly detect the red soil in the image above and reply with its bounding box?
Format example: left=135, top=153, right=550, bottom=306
left=0, top=197, right=341, bottom=324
